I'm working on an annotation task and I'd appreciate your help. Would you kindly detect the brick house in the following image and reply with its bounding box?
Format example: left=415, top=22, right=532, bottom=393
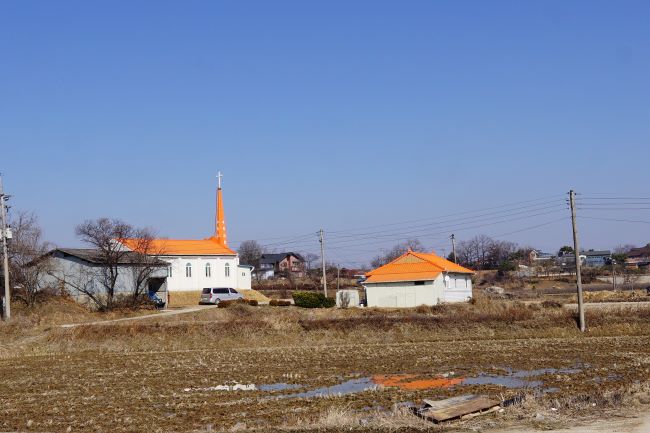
left=258, top=252, right=305, bottom=279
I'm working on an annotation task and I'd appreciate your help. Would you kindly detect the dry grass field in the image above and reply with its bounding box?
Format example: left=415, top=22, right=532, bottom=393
left=1, top=296, right=649, bottom=432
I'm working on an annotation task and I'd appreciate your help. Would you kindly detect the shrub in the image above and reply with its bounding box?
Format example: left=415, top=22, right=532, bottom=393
left=541, top=300, right=563, bottom=308
left=292, top=291, right=322, bottom=308
left=292, top=291, right=335, bottom=308
left=322, top=297, right=336, bottom=308
left=270, top=299, right=292, bottom=307
left=247, top=299, right=259, bottom=306
left=218, top=299, right=246, bottom=308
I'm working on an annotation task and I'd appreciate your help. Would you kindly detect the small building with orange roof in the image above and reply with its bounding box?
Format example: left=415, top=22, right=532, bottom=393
left=362, top=250, right=474, bottom=307
left=118, top=173, right=253, bottom=306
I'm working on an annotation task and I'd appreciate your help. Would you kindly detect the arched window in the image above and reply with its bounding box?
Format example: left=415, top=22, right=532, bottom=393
left=185, top=262, right=192, bottom=278
left=225, top=263, right=230, bottom=277
left=205, top=262, right=211, bottom=278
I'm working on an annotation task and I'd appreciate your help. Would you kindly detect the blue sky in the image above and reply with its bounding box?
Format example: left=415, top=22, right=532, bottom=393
left=1, top=1, right=649, bottom=265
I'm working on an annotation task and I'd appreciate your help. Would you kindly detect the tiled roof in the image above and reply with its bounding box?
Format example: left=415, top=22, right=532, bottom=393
left=260, top=252, right=305, bottom=264
left=365, top=250, right=473, bottom=284
left=119, top=236, right=236, bottom=256
left=628, top=243, right=650, bottom=258
left=53, top=248, right=169, bottom=266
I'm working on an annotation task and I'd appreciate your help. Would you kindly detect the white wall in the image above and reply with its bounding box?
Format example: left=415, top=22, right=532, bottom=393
left=237, top=265, right=252, bottom=290
left=443, top=273, right=473, bottom=302
left=162, top=255, right=239, bottom=292
left=364, top=277, right=445, bottom=307
left=364, top=273, right=473, bottom=307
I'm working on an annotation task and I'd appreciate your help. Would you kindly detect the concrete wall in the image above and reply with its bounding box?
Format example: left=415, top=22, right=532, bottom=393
left=364, top=273, right=472, bottom=308
left=42, top=254, right=167, bottom=305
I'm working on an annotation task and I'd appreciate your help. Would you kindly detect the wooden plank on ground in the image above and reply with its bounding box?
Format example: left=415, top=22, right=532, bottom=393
left=419, top=394, right=500, bottom=423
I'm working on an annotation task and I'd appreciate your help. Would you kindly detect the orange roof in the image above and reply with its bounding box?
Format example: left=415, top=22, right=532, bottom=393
left=364, top=250, right=473, bottom=283
left=119, top=236, right=236, bottom=256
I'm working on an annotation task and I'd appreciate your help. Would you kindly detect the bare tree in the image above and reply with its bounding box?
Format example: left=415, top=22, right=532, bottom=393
left=8, top=212, right=54, bottom=306
left=303, top=253, right=319, bottom=270
left=74, top=218, right=136, bottom=310
left=125, top=228, right=166, bottom=306
left=457, top=235, right=494, bottom=270
left=487, top=240, right=518, bottom=269
left=238, top=240, right=264, bottom=267
left=614, top=244, right=636, bottom=255
left=370, top=239, right=424, bottom=268
left=237, top=240, right=265, bottom=282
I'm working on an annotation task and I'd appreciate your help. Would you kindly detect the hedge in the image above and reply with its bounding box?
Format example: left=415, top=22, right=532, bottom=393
left=292, top=291, right=336, bottom=308
left=270, top=299, right=292, bottom=307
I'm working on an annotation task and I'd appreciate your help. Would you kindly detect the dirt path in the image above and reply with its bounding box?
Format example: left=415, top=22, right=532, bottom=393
left=564, top=301, right=650, bottom=310
left=495, top=412, right=650, bottom=433
left=59, top=304, right=217, bottom=328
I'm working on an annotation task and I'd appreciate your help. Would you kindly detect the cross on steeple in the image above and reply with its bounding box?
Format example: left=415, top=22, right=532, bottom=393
left=217, top=171, right=223, bottom=189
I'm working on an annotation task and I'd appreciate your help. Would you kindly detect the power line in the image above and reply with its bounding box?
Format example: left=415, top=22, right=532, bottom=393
left=577, top=207, right=650, bottom=210
left=579, top=215, right=650, bottom=224
left=325, top=194, right=564, bottom=235
left=324, top=208, right=566, bottom=247
left=258, top=207, right=566, bottom=252
left=326, top=200, right=565, bottom=241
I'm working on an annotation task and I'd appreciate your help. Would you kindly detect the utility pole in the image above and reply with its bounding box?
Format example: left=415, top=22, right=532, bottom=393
left=569, top=190, right=585, bottom=332
left=1, top=174, right=10, bottom=321
left=337, top=265, right=340, bottom=291
left=319, top=228, right=327, bottom=297
left=612, top=259, right=617, bottom=291
left=450, top=234, right=457, bottom=263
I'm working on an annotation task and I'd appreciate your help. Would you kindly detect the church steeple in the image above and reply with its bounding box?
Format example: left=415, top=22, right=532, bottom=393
left=215, top=171, right=227, bottom=245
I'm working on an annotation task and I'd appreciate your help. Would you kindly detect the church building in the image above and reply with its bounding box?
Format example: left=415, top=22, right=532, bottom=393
left=120, top=173, right=252, bottom=307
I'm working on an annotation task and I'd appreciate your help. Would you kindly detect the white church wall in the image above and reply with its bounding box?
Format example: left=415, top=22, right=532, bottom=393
left=162, top=255, right=239, bottom=292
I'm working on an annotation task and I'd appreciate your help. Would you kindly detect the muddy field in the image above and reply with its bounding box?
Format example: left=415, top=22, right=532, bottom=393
left=1, top=298, right=649, bottom=432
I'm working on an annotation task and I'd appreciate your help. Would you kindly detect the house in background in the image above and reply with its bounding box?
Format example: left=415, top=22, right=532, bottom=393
left=626, top=244, right=650, bottom=269
left=529, top=249, right=555, bottom=263
left=258, top=252, right=305, bottom=279
left=362, top=250, right=474, bottom=308
left=582, top=250, right=612, bottom=267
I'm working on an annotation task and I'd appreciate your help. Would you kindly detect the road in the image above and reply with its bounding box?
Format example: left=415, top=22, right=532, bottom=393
left=564, top=301, right=650, bottom=310
left=59, top=304, right=218, bottom=328
left=495, top=413, right=650, bottom=433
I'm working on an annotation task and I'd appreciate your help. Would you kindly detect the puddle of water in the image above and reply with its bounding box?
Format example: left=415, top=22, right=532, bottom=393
left=462, top=374, right=542, bottom=389
left=510, top=368, right=581, bottom=378
left=280, top=377, right=378, bottom=399
left=185, top=366, right=583, bottom=397
left=258, top=383, right=303, bottom=392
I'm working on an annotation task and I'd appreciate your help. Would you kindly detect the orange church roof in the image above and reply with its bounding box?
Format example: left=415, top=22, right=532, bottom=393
left=364, top=250, right=473, bottom=284
left=119, top=236, right=236, bottom=256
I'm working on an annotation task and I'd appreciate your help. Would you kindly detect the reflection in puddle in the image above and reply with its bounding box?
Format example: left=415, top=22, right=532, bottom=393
left=280, top=377, right=378, bottom=399
left=510, top=367, right=581, bottom=377
left=373, top=374, right=463, bottom=390
left=462, top=367, right=581, bottom=389
left=462, top=374, right=541, bottom=388
left=259, top=383, right=303, bottom=392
